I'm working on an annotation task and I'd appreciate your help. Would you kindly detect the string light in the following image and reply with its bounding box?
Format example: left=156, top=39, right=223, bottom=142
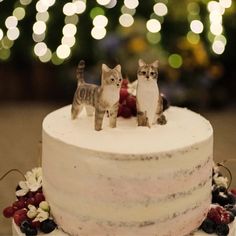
left=5, top=16, right=18, bottom=29
left=65, top=15, right=79, bottom=25
left=210, top=23, right=223, bottom=35
left=62, top=24, right=77, bottom=37
left=62, top=36, right=76, bottom=47
left=105, top=0, right=117, bottom=8
left=153, top=3, right=168, bottom=16
left=36, top=1, right=49, bottom=13
left=146, top=19, right=161, bottom=33
left=124, top=0, right=139, bottom=9
left=119, top=14, right=134, bottom=27
left=121, top=6, right=136, bottom=16
left=7, top=28, right=20, bottom=40
left=56, top=44, right=71, bottom=59
left=91, top=27, right=106, bottom=40
left=219, top=0, right=232, bottom=8
left=41, top=0, right=55, bottom=7
left=168, top=54, right=183, bottom=69
left=63, top=2, right=77, bottom=16
left=93, top=15, right=108, bottom=28
left=36, top=12, right=50, bottom=22
left=212, top=40, right=225, bottom=54
left=34, top=42, right=47, bottom=56
left=96, top=0, right=111, bottom=6
left=0, top=29, right=3, bottom=40
left=74, top=0, right=86, bottom=14
left=32, top=32, right=46, bottom=42
left=13, top=7, right=26, bottom=21
left=20, top=0, right=32, bottom=6
left=190, top=20, right=204, bottom=34
left=39, top=48, right=52, bottom=62
left=33, top=21, right=46, bottom=35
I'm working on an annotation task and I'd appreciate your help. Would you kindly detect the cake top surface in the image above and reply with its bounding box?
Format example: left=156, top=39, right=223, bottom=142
left=43, top=105, right=213, bottom=155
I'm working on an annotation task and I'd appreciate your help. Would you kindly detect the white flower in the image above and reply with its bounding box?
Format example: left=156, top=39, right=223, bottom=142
left=27, top=205, right=38, bottom=219
left=213, top=174, right=228, bottom=188
left=15, top=167, right=43, bottom=197
left=127, top=80, right=138, bottom=96
left=34, top=208, right=49, bottom=222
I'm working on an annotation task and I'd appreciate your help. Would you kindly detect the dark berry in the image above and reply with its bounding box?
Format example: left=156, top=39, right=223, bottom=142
left=20, top=220, right=31, bottom=233
left=40, top=219, right=57, bottom=233
left=161, top=93, right=169, bottom=111
left=126, top=96, right=136, bottom=110
left=13, top=200, right=26, bottom=210
left=3, top=206, right=15, bottom=218
left=227, top=193, right=236, bottom=205
left=227, top=211, right=235, bottom=223
left=34, top=193, right=45, bottom=206
left=213, top=193, right=229, bottom=206
left=31, top=220, right=40, bottom=229
left=228, top=206, right=236, bottom=216
left=200, top=218, right=216, bottom=234
left=215, top=223, right=229, bottom=236
left=208, top=207, right=222, bottom=224
left=119, top=88, right=129, bottom=103
left=26, top=197, right=36, bottom=207
left=24, top=226, right=37, bottom=236
left=120, top=106, right=132, bottom=118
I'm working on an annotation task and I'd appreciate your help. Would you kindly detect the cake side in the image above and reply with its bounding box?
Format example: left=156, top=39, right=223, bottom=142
left=42, top=106, right=213, bottom=236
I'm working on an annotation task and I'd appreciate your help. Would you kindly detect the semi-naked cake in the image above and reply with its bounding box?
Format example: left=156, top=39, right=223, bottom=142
left=40, top=105, right=213, bottom=236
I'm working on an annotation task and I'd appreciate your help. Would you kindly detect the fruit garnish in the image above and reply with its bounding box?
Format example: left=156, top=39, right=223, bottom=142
left=215, top=223, right=229, bottom=236
left=3, top=206, right=15, bottom=218
left=13, top=209, right=28, bottom=226
left=40, top=219, right=57, bottom=233
left=200, top=218, right=216, bottom=234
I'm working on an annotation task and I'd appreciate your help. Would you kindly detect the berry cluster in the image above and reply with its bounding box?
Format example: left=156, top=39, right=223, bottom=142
left=200, top=167, right=236, bottom=235
left=118, top=79, right=137, bottom=118
left=3, top=187, right=57, bottom=235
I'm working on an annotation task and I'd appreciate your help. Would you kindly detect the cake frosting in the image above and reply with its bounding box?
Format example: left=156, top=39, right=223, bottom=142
left=40, top=105, right=213, bottom=236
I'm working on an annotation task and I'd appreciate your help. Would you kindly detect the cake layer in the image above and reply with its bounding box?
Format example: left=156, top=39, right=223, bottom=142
left=42, top=105, right=213, bottom=236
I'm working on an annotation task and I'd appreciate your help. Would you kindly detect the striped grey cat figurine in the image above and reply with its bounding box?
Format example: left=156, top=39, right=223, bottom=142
left=71, top=60, right=122, bottom=131
left=136, top=59, right=166, bottom=127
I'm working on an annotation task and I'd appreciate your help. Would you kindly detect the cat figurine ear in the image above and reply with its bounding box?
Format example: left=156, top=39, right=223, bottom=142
left=114, top=64, right=121, bottom=72
left=102, top=64, right=111, bottom=72
left=138, top=59, right=146, bottom=67
left=151, top=60, right=159, bottom=68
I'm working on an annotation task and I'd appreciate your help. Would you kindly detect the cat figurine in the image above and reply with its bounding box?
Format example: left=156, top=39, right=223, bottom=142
left=71, top=60, right=123, bottom=131
left=136, top=59, right=167, bottom=127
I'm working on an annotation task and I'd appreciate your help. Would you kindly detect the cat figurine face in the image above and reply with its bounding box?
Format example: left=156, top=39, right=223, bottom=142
left=71, top=60, right=122, bottom=131
left=137, top=59, right=159, bottom=82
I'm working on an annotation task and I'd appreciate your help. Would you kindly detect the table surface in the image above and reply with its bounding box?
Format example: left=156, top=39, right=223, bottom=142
left=0, top=102, right=236, bottom=236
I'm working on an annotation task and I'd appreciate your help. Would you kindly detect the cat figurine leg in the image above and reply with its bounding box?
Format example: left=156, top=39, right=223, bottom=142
left=85, top=105, right=94, bottom=116
left=71, top=102, right=83, bottom=120
left=109, top=102, right=119, bottom=128
left=137, top=111, right=150, bottom=127
left=95, top=108, right=106, bottom=131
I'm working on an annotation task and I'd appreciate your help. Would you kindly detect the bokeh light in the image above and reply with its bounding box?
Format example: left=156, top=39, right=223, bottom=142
left=187, top=31, right=200, bottom=44
left=190, top=20, right=204, bottom=34
left=93, top=15, right=108, bottom=28
left=7, top=28, right=20, bottom=40
left=34, top=42, right=47, bottom=56
left=5, top=16, right=18, bottom=29
left=56, top=44, right=71, bottom=59
left=124, top=0, right=139, bottom=9
left=91, top=27, right=106, bottom=40
left=146, top=32, right=161, bottom=44
left=210, top=23, right=223, bottom=35
left=65, top=15, right=79, bottom=25
left=96, top=0, right=111, bottom=6
left=168, top=54, right=183, bottom=69
left=219, top=0, right=232, bottom=8
left=32, top=32, right=46, bottom=42
left=33, top=21, right=46, bottom=35
left=121, top=6, right=136, bottom=16
left=0, top=29, right=3, bottom=40
left=13, top=7, right=26, bottom=21
left=187, top=2, right=200, bottom=15
left=212, top=40, right=225, bottom=54
left=62, top=24, right=77, bottom=37
left=20, top=0, right=32, bottom=6
left=105, top=0, right=117, bottom=8
left=62, top=36, right=76, bottom=47
left=90, top=7, right=105, bottom=19
left=119, top=14, right=134, bottom=27
left=74, top=0, right=86, bottom=14
left=39, top=48, right=52, bottom=63
left=36, top=1, right=49, bottom=13
left=63, top=2, right=77, bottom=16
left=36, top=12, right=50, bottom=22
left=153, top=3, right=168, bottom=16
left=146, top=19, right=161, bottom=33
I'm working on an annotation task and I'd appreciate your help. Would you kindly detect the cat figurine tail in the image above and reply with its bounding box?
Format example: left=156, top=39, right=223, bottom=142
left=76, top=60, right=85, bottom=85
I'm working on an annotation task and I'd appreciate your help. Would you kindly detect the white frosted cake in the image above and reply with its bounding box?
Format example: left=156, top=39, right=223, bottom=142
left=40, top=105, right=213, bottom=236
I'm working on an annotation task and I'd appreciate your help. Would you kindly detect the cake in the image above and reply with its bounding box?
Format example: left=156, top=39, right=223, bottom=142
left=41, top=105, right=213, bottom=236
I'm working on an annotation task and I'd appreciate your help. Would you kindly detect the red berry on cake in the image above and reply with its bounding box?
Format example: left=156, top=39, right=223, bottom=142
left=13, top=200, right=26, bottom=210
left=13, top=209, right=28, bottom=226
left=126, top=95, right=136, bottom=111
left=119, top=88, right=129, bottom=103
left=121, top=78, right=129, bottom=88
left=207, top=207, right=222, bottom=224
left=3, top=206, right=16, bottom=218
left=120, top=106, right=132, bottom=118
left=26, top=197, right=36, bottom=207
left=34, top=192, right=45, bottom=206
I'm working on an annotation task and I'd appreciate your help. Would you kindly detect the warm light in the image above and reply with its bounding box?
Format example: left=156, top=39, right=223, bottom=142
left=5, top=16, right=18, bottom=29
left=0, top=29, right=3, bottom=40
left=190, top=20, right=204, bottom=34
left=90, top=7, right=105, bottom=19
left=2, top=36, right=14, bottom=49
left=210, top=11, right=222, bottom=23
left=212, top=40, right=225, bottom=54
left=119, top=14, right=134, bottom=27
left=33, top=21, right=46, bottom=35
left=168, top=54, right=183, bottom=69
left=20, top=0, right=32, bottom=5
left=153, top=3, right=168, bottom=16
left=219, top=0, right=232, bottom=8
left=215, top=35, right=227, bottom=46
left=56, top=44, right=71, bottom=59
left=41, top=0, right=55, bottom=7
left=62, top=36, right=76, bottom=47
left=51, top=53, right=64, bottom=65
left=65, top=15, right=79, bottom=25
left=105, top=0, right=117, bottom=8
left=34, top=42, right=47, bottom=56
left=36, top=12, right=50, bottom=22
left=63, top=2, right=77, bottom=16
left=187, top=31, right=200, bottom=44
left=146, top=19, right=161, bottom=33
left=13, top=7, right=26, bottom=21
left=7, top=28, right=20, bottom=40
left=91, top=27, right=106, bottom=40
left=0, top=48, right=11, bottom=60
left=124, top=0, right=139, bottom=9
left=210, top=23, right=223, bottom=35
left=93, top=15, right=108, bottom=28
left=32, top=32, right=46, bottom=42
left=96, top=0, right=111, bottom=6
left=146, top=32, right=161, bottom=44
left=36, top=1, right=49, bottom=13
left=207, top=1, right=225, bottom=14
left=121, top=6, right=136, bottom=16
left=74, top=0, right=86, bottom=14
left=187, top=2, right=200, bottom=15
left=39, top=48, right=52, bottom=63
left=62, top=24, right=77, bottom=37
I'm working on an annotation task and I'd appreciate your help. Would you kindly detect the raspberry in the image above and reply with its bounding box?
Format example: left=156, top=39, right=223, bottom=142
left=13, top=200, right=26, bottom=210
left=126, top=96, right=136, bottom=111
left=215, top=223, right=229, bottom=236
left=26, top=197, right=36, bottom=207
left=13, top=209, right=28, bottom=226
left=121, top=79, right=129, bottom=88
left=119, top=88, right=129, bottom=103
left=120, top=106, right=132, bottom=118
left=200, top=218, right=216, bottom=234
left=207, top=207, right=221, bottom=224
left=34, top=193, right=45, bottom=206
left=3, top=206, right=15, bottom=218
